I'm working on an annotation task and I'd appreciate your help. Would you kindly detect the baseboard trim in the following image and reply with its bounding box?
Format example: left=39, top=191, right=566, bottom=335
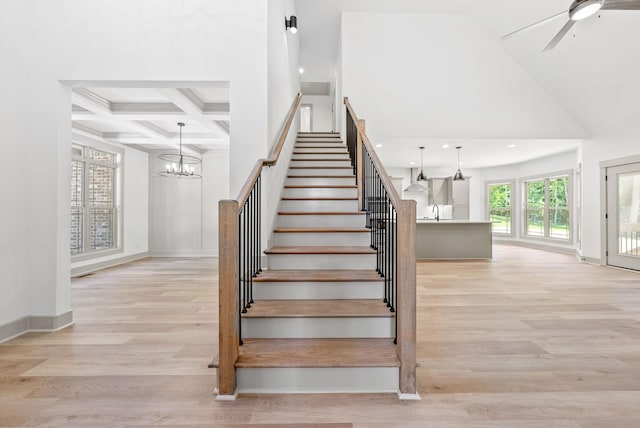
left=71, top=252, right=149, bottom=277
left=398, top=391, right=422, bottom=401
left=0, top=310, right=74, bottom=344
left=215, top=391, right=238, bottom=401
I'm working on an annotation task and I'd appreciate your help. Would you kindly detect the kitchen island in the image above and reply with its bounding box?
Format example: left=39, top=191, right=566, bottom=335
left=416, top=219, right=492, bottom=260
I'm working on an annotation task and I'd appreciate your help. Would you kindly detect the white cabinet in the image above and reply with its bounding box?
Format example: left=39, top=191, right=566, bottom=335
left=428, top=177, right=452, bottom=205
left=451, top=178, right=470, bottom=220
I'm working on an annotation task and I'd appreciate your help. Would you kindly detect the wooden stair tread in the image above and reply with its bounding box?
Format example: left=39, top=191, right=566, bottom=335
left=293, top=151, right=347, bottom=154
left=254, top=269, right=383, bottom=282
left=284, top=185, right=356, bottom=189
left=236, top=338, right=399, bottom=368
left=278, top=211, right=365, bottom=215
left=281, top=197, right=357, bottom=201
left=244, top=299, right=393, bottom=318
left=287, top=175, right=355, bottom=179
left=291, top=158, right=351, bottom=162
left=274, top=227, right=369, bottom=233
left=289, top=166, right=353, bottom=169
left=265, top=246, right=376, bottom=255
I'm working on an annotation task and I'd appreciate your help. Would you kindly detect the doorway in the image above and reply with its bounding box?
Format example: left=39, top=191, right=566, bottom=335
left=606, top=162, right=640, bottom=270
left=300, top=104, right=312, bottom=132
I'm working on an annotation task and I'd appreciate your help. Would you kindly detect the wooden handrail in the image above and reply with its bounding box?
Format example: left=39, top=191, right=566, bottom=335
left=344, top=97, right=402, bottom=208
left=236, top=92, right=302, bottom=206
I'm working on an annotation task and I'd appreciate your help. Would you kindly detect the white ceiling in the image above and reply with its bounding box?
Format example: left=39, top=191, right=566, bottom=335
left=296, top=0, right=640, bottom=168
left=71, top=84, right=230, bottom=154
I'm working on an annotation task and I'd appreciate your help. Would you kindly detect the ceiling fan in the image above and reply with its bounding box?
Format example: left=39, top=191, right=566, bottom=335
left=502, top=0, right=640, bottom=52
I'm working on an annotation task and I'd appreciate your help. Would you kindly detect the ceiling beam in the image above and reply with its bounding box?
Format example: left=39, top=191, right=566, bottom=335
left=71, top=88, right=201, bottom=156
left=156, top=88, right=230, bottom=139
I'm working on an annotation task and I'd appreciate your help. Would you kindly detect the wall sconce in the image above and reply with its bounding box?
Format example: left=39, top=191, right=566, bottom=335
left=285, top=16, right=297, bottom=33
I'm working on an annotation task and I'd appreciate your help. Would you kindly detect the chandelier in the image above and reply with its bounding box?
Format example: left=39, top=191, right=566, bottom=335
left=159, top=122, right=201, bottom=178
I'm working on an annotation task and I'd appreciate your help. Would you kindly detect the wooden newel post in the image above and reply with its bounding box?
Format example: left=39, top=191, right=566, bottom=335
left=218, top=199, right=240, bottom=397
left=397, top=199, right=417, bottom=394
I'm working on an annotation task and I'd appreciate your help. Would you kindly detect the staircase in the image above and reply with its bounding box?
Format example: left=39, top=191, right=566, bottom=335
left=217, top=95, right=417, bottom=400
left=235, top=132, right=399, bottom=393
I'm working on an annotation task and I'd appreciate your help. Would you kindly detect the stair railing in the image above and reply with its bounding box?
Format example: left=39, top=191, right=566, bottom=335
left=218, top=92, right=302, bottom=397
left=344, top=97, right=417, bottom=396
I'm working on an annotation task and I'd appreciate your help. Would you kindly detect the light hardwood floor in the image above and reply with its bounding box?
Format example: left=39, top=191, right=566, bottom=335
left=1, top=245, right=640, bottom=427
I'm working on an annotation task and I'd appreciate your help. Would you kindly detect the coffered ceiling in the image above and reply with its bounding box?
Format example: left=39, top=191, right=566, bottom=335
left=71, top=83, right=230, bottom=154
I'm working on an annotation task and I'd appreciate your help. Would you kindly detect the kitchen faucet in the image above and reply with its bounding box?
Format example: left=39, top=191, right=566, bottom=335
left=432, top=204, right=440, bottom=221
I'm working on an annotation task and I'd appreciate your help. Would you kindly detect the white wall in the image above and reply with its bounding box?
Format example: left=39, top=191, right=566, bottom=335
left=340, top=12, right=587, bottom=142
left=0, top=0, right=271, bottom=327
left=149, top=150, right=229, bottom=256
left=263, top=0, right=300, bottom=249
left=301, top=95, right=333, bottom=131
left=71, top=144, right=149, bottom=270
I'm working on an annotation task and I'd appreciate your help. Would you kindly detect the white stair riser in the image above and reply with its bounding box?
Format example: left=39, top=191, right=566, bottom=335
left=291, top=153, right=350, bottom=160
left=283, top=187, right=357, bottom=199
left=252, top=281, right=384, bottom=300
left=278, top=214, right=366, bottom=228
left=286, top=177, right=355, bottom=186
left=280, top=199, right=359, bottom=212
left=237, top=367, right=398, bottom=394
left=288, top=168, right=354, bottom=176
left=294, top=146, right=347, bottom=153
left=296, top=137, right=342, bottom=142
left=267, top=253, right=376, bottom=270
left=290, top=160, right=352, bottom=168
left=273, top=232, right=370, bottom=246
left=242, top=317, right=394, bottom=339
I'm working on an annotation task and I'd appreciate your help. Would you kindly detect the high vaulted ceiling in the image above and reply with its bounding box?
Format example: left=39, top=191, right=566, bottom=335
left=71, top=83, right=230, bottom=154
left=296, top=0, right=640, bottom=168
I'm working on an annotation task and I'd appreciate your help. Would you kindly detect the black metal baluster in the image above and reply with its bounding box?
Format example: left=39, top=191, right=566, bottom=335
left=258, top=175, right=262, bottom=272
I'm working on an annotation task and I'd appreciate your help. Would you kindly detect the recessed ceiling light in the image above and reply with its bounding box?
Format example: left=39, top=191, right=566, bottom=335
left=298, top=67, right=304, bottom=74
left=460, top=161, right=465, bottom=165
left=376, top=144, right=383, bottom=148
left=442, top=144, right=449, bottom=149
left=507, top=144, right=516, bottom=148
left=410, top=161, right=416, bottom=165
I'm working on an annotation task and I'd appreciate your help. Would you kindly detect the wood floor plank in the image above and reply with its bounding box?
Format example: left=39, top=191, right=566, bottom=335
left=1, top=247, right=640, bottom=426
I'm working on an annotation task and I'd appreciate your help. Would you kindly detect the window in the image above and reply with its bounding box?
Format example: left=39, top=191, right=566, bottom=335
left=71, top=144, right=122, bottom=257
left=524, top=175, right=570, bottom=240
left=488, top=182, right=513, bottom=235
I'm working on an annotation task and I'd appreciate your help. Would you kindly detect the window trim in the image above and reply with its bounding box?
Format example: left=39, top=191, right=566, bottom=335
left=486, top=179, right=516, bottom=237
left=71, top=138, right=124, bottom=262
left=521, top=169, right=573, bottom=244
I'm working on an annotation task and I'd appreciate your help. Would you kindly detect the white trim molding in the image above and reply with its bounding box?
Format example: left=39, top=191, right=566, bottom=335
left=0, top=311, right=74, bottom=344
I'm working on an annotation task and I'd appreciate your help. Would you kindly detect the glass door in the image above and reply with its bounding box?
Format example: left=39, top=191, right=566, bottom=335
left=607, top=162, right=640, bottom=270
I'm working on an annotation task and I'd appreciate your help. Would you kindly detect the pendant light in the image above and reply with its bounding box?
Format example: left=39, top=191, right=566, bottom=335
left=416, top=146, right=427, bottom=182
left=159, top=122, right=202, bottom=178
left=453, top=146, right=465, bottom=181
left=404, top=146, right=428, bottom=192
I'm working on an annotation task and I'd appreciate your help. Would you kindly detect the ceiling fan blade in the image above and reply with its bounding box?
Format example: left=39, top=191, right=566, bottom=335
left=602, top=0, right=640, bottom=9
left=502, top=10, right=567, bottom=40
left=543, top=19, right=576, bottom=52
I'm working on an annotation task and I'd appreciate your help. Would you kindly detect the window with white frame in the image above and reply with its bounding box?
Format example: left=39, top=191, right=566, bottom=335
left=71, top=144, right=122, bottom=257
left=523, top=174, right=570, bottom=241
left=487, top=182, right=514, bottom=235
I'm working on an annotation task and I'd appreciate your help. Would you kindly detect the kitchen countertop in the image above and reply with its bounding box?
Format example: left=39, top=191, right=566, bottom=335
left=417, top=219, right=492, bottom=224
